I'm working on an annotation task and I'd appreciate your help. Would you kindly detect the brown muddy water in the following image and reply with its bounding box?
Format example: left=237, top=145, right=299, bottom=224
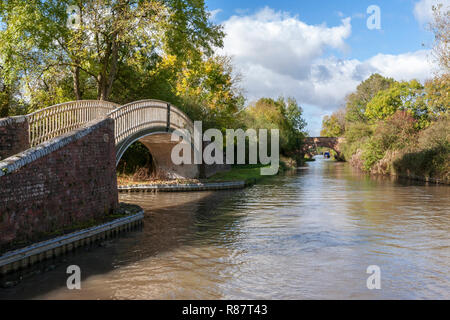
left=0, top=158, right=449, bottom=299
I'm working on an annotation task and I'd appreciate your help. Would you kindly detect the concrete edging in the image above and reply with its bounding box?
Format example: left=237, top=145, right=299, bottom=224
left=118, top=181, right=246, bottom=192
left=0, top=116, right=27, bottom=127
left=0, top=211, right=144, bottom=275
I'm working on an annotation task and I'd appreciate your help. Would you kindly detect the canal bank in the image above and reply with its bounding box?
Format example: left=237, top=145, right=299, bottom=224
left=119, top=181, right=246, bottom=192
left=348, top=149, right=450, bottom=185
left=0, top=203, right=144, bottom=277
left=116, top=158, right=300, bottom=192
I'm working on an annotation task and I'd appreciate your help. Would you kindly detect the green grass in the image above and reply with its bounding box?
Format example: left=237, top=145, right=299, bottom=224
left=207, top=160, right=299, bottom=185
left=207, top=164, right=271, bottom=185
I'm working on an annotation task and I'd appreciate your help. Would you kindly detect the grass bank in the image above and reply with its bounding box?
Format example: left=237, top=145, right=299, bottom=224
left=207, top=156, right=298, bottom=185
left=117, top=156, right=300, bottom=187
left=207, top=164, right=269, bottom=185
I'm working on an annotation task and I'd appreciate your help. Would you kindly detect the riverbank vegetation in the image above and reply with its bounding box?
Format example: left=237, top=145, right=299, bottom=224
left=321, top=5, right=449, bottom=183
left=207, top=164, right=269, bottom=185
left=205, top=155, right=298, bottom=184
left=321, top=73, right=449, bottom=182
left=0, top=1, right=308, bottom=179
left=117, top=154, right=298, bottom=187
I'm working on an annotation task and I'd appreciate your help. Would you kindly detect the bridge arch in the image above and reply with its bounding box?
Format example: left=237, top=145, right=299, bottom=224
left=303, top=137, right=344, bottom=159
left=108, top=99, right=198, bottom=179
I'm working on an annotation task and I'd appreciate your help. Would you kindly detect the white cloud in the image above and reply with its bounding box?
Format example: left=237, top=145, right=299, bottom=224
left=222, top=7, right=352, bottom=80
left=208, top=9, right=222, bottom=21
left=367, top=50, right=434, bottom=81
left=220, top=8, right=436, bottom=135
left=413, top=0, right=449, bottom=25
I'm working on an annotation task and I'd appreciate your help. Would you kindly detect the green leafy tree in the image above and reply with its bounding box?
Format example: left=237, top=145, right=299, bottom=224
left=173, top=55, right=243, bottom=130
left=424, top=74, right=450, bottom=117
left=244, top=97, right=306, bottom=155
left=0, top=0, right=224, bottom=113
left=365, top=80, right=430, bottom=128
left=320, top=109, right=345, bottom=137
left=345, top=73, right=395, bottom=123
left=362, top=111, right=418, bottom=171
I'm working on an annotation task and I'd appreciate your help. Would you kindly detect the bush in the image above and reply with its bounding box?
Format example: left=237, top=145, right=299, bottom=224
left=418, top=115, right=450, bottom=149
left=362, top=137, right=386, bottom=171
left=376, top=111, right=418, bottom=150
left=393, top=116, right=450, bottom=180
left=342, top=122, right=374, bottom=161
left=361, top=111, right=418, bottom=171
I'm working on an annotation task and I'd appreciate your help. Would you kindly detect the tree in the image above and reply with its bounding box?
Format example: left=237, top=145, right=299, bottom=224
left=429, top=3, right=449, bottom=72
left=0, top=67, right=10, bottom=117
left=424, top=74, right=450, bottom=117
left=345, top=73, right=395, bottom=123
left=365, top=80, right=430, bottom=128
left=244, top=97, right=306, bottom=155
left=172, top=55, right=243, bottom=130
left=321, top=108, right=346, bottom=137
left=0, top=0, right=224, bottom=113
left=285, top=97, right=307, bottom=133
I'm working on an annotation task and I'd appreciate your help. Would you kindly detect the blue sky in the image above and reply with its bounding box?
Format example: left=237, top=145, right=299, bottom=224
left=204, top=0, right=447, bottom=135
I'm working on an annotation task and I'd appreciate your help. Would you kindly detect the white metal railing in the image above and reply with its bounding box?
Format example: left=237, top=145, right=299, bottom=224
left=27, top=100, right=119, bottom=147
left=107, top=99, right=194, bottom=145
left=24, top=99, right=192, bottom=148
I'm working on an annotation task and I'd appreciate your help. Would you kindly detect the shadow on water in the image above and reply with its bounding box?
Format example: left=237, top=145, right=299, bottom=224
left=0, top=188, right=252, bottom=300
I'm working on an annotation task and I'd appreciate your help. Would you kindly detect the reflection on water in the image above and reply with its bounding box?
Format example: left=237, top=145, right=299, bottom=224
left=1, top=158, right=449, bottom=299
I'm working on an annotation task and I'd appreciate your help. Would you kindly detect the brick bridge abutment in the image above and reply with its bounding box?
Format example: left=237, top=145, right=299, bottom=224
left=0, top=118, right=118, bottom=249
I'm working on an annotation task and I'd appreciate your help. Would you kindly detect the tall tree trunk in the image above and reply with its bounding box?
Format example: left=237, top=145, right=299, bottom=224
left=105, top=38, right=119, bottom=100
left=73, top=65, right=82, bottom=100
left=97, top=74, right=106, bottom=100
left=97, top=35, right=119, bottom=101
left=0, top=86, right=10, bottom=118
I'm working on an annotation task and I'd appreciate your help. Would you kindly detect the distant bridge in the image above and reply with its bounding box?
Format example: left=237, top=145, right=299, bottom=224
left=303, top=136, right=344, bottom=159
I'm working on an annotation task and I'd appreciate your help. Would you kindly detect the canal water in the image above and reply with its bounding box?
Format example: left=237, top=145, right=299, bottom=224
left=1, top=158, right=449, bottom=299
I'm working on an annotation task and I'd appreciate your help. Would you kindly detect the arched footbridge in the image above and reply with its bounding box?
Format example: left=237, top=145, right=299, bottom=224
left=0, top=99, right=213, bottom=247
left=25, top=99, right=197, bottom=178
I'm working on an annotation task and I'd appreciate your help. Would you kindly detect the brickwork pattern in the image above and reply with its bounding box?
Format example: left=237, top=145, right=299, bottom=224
left=0, top=116, right=29, bottom=161
left=0, top=119, right=118, bottom=247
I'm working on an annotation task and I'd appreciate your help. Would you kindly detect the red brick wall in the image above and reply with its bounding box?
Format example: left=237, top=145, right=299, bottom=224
left=0, top=118, right=118, bottom=248
left=0, top=116, right=30, bottom=161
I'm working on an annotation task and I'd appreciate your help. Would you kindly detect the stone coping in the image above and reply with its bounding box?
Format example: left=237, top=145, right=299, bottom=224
left=0, top=211, right=144, bottom=270
left=0, top=115, right=27, bottom=127
left=0, top=118, right=112, bottom=177
left=118, top=181, right=246, bottom=192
